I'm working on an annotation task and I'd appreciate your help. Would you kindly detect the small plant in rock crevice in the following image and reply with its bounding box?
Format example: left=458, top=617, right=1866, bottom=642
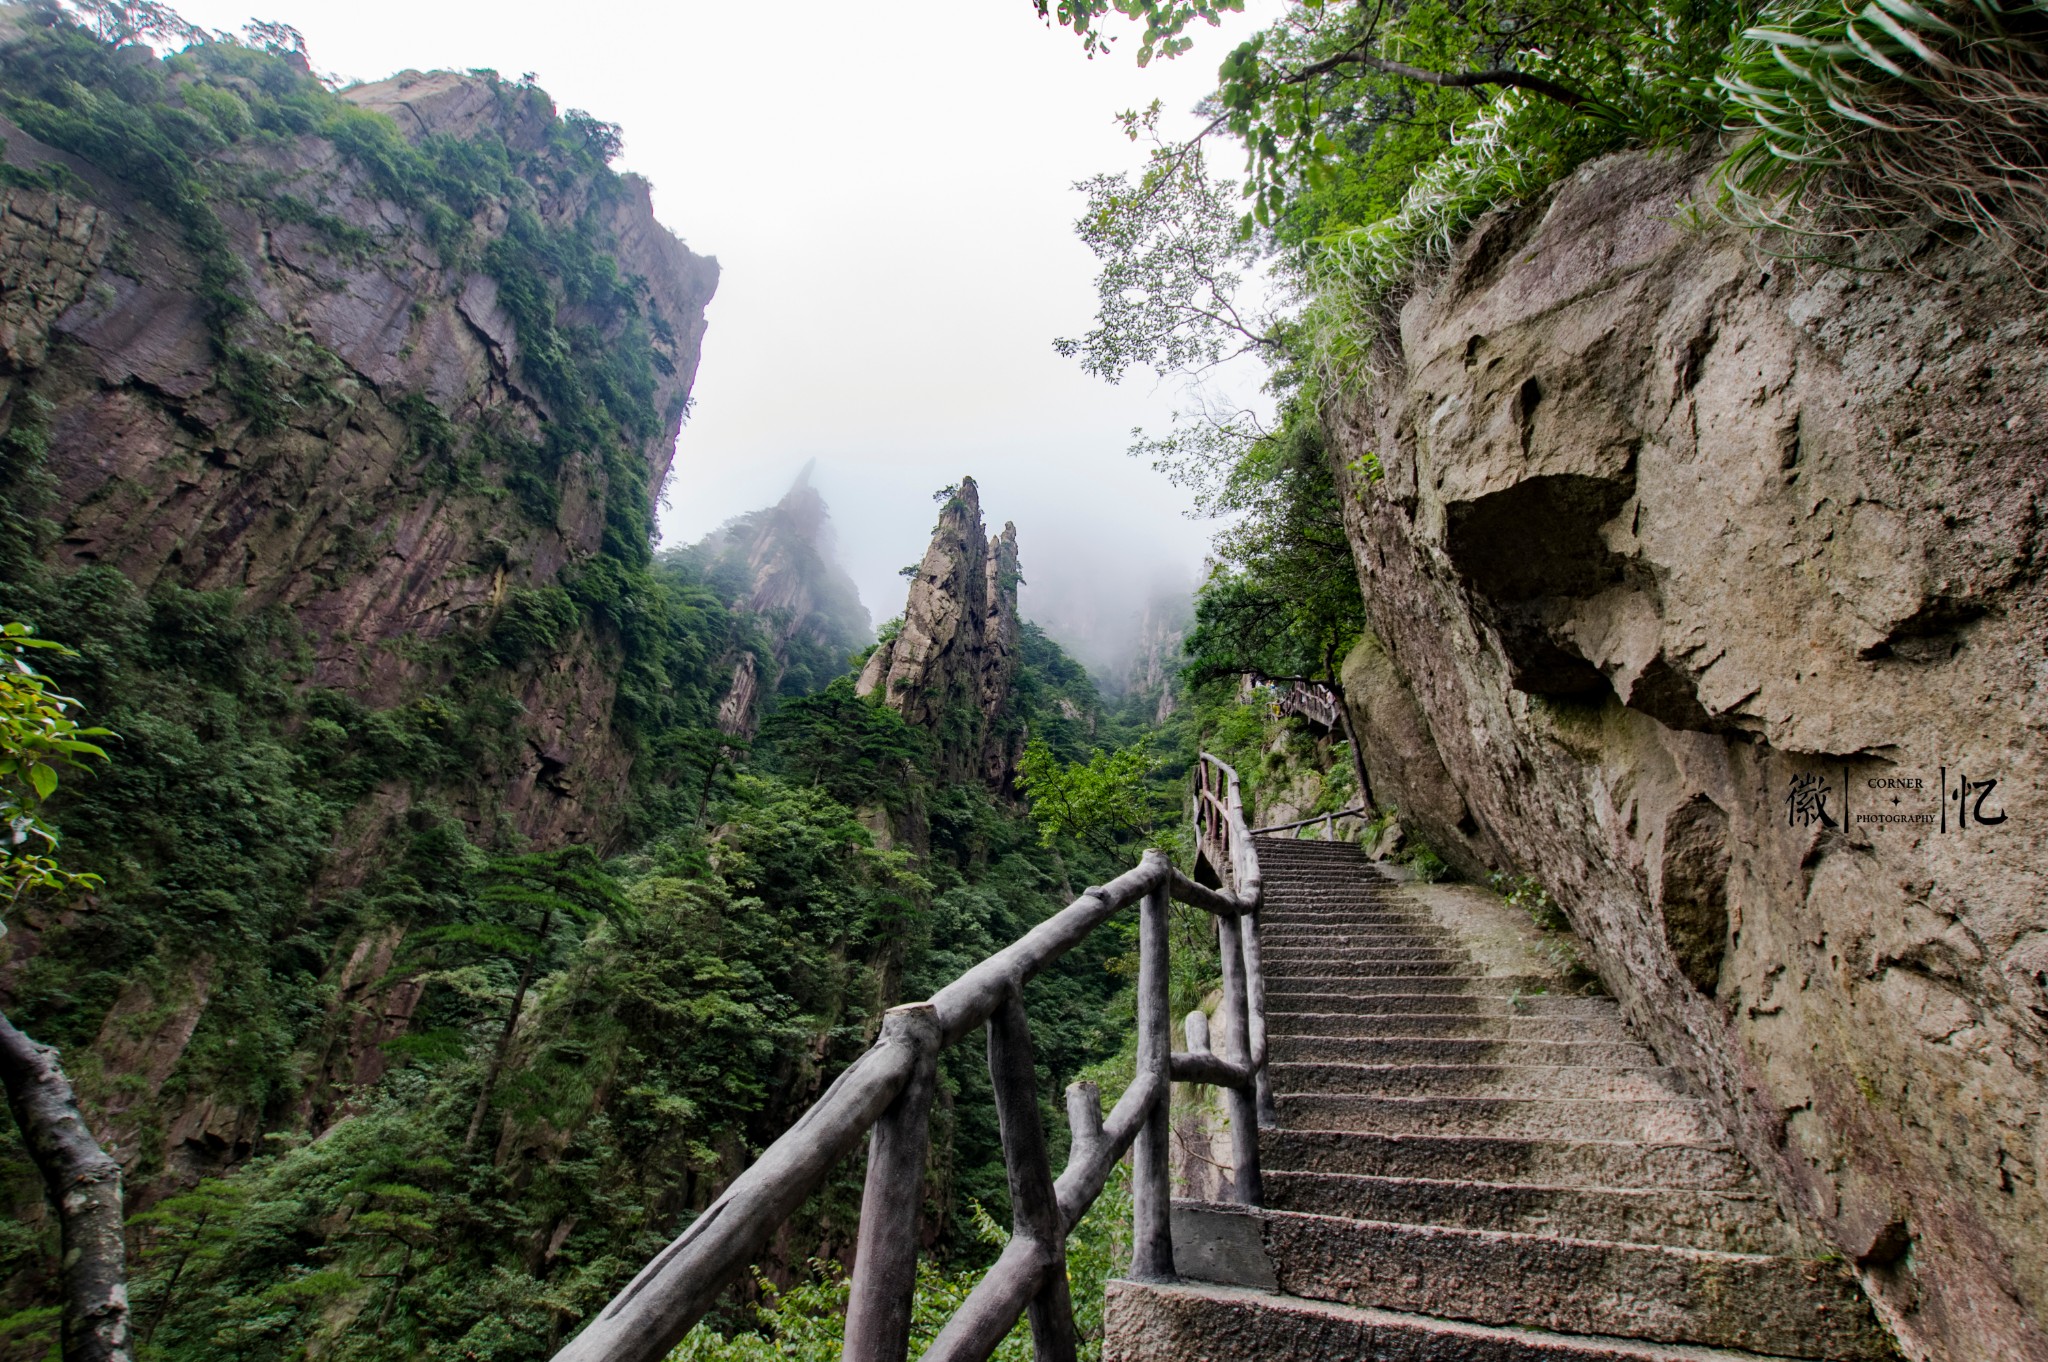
left=1491, top=870, right=1603, bottom=994
left=1398, top=841, right=1451, bottom=883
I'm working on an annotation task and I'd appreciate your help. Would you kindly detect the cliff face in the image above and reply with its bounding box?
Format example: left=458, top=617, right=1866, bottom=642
left=1, top=54, right=716, bottom=849
left=1331, top=150, right=2046, bottom=1362
left=857, top=477, right=1023, bottom=784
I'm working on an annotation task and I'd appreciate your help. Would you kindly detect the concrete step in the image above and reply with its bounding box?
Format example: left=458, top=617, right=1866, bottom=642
left=1262, top=897, right=1427, bottom=907
left=1267, top=1011, right=1635, bottom=1042
left=1262, top=924, right=1454, bottom=939
left=1265, top=866, right=1400, bottom=874
left=1271, top=1035, right=1657, bottom=1068
left=1261, top=1131, right=1756, bottom=1191
left=1261, top=917, right=1441, bottom=932
left=1170, top=1204, right=1888, bottom=1360
left=1262, top=956, right=1471, bottom=977
left=1260, top=920, right=1452, bottom=936
left=1275, top=1094, right=1726, bottom=1143
left=1105, top=1279, right=1830, bottom=1362
left=1267, top=991, right=1612, bottom=1017
left=1260, top=935, right=1459, bottom=954
left=1265, top=973, right=1564, bottom=995
left=1264, top=1171, right=1796, bottom=1255
left=1261, top=946, right=1474, bottom=954
left=1262, top=897, right=1426, bottom=909
left=1261, top=946, right=1474, bottom=966
left=1264, top=878, right=1408, bottom=887
left=1269, top=1061, right=1691, bottom=1102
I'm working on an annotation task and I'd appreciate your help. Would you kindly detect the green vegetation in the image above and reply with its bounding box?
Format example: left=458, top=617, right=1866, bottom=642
left=670, top=1168, right=1131, bottom=1362
left=1716, top=0, right=2048, bottom=272
left=1017, top=741, right=1159, bottom=854
left=1489, top=870, right=1600, bottom=990
left=1178, top=398, right=1364, bottom=690
left=0, top=537, right=1166, bottom=1359
left=0, top=623, right=109, bottom=912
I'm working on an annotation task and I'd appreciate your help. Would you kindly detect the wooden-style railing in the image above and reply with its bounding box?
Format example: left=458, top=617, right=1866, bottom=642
left=1252, top=804, right=1371, bottom=838
left=552, top=753, right=1268, bottom=1362
left=1273, top=679, right=1343, bottom=731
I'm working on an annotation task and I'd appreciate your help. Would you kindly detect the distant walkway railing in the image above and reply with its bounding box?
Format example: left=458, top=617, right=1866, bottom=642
left=553, top=754, right=1269, bottom=1362
left=1273, top=679, right=1342, bottom=731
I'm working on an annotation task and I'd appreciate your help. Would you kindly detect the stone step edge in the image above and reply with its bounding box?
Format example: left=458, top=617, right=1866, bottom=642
left=1253, top=1163, right=1769, bottom=1196
left=1266, top=1126, right=1737, bottom=1151
left=1275, top=1093, right=1711, bottom=1109
left=1271, top=1060, right=1680, bottom=1078
left=1177, top=1200, right=1814, bottom=1271
left=1273, top=1029, right=1640, bottom=1043
left=1260, top=1168, right=1779, bottom=1214
left=1270, top=1012, right=1630, bottom=1025
left=1105, top=1280, right=1821, bottom=1362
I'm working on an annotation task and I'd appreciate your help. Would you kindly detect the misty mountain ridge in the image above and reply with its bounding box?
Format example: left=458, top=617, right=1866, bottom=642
left=673, top=461, right=875, bottom=709
left=683, top=469, right=1194, bottom=717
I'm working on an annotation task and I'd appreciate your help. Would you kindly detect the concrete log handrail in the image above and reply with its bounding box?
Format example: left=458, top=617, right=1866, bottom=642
left=552, top=753, right=1267, bottom=1362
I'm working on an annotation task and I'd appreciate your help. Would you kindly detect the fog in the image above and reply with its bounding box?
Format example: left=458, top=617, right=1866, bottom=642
left=166, top=0, right=1279, bottom=677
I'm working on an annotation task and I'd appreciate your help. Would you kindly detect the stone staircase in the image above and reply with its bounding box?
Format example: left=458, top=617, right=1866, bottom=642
left=1105, top=838, right=1893, bottom=1362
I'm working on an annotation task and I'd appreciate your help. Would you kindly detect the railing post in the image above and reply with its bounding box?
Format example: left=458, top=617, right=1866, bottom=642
left=843, top=1004, right=941, bottom=1362
left=1243, top=910, right=1278, bottom=1129
left=1131, top=859, right=1175, bottom=1281
left=1214, top=913, right=1263, bottom=1207
left=988, top=984, right=1077, bottom=1362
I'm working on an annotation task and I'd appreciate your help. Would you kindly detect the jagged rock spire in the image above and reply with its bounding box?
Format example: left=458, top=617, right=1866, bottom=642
left=857, top=477, right=1023, bottom=785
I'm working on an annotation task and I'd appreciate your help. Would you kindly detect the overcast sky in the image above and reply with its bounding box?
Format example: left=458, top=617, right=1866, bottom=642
left=166, top=0, right=1276, bottom=668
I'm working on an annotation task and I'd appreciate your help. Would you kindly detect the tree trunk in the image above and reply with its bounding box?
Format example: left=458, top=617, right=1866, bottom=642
left=1326, top=681, right=1377, bottom=817
left=0, top=1010, right=131, bottom=1362
left=463, top=908, right=551, bottom=1158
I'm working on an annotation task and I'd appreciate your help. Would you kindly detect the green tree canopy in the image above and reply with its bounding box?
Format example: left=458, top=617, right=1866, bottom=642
left=1016, top=739, right=1158, bottom=854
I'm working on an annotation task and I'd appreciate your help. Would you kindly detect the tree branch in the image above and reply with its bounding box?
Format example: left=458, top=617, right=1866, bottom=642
left=1281, top=45, right=1589, bottom=109
left=0, top=1010, right=131, bottom=1362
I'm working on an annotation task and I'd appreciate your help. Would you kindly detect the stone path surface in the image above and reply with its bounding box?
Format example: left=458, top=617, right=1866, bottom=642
left=1104, top=837, right=1893, bottom=1362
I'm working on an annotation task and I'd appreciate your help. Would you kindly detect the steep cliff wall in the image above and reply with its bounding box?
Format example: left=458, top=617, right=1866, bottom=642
left=857, top=476, right=1023, bottom=785
left=0, top=44, right=715, bottom=850
left=1330, top=149, right=2046, bottom=1362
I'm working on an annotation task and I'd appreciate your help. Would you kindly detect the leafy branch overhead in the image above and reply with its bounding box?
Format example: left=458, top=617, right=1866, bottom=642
left=0, top=622, right=109, bottom=913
